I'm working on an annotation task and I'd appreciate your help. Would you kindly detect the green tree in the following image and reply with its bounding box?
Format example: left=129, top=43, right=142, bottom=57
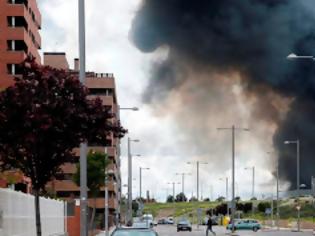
left=257, top=202, right=271, bottom=213
left=216, top=196, right=225, bottom=202
left=166, top=195, right=174, bottom=202
left=0, top=59, right=126, bottom=236
left=175, top=192, right=187, bottom=202
left=73, top=151, right=109, bottom=230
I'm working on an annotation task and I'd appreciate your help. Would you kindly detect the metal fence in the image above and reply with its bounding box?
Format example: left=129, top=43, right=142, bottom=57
left=0, top=188, right=66, bottom=236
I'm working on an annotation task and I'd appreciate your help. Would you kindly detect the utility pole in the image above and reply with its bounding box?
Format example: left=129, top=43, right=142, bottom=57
left=139, top=167, right=150, bottom=200
left=168, top=182, right=180, bottom=202
left=284, top=139, right=300, bottom=231
left=219, top=177, right=229, bottom=215
left=176, top=173, right=191, bottom=196
left=127, top=138, right=140, bottom=224
left=78, top=0, right=87, bottom=235
left=187, top=161, right=208, bottom=201
left=217, top=125, right=250, bottom=233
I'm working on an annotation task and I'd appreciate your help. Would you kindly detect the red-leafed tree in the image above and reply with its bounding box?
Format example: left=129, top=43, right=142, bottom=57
left=0, top=59, right=126, bottom=236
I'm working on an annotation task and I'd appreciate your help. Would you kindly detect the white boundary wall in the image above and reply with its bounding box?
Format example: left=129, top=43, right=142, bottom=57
left=0, top=188, right=66, bottom=236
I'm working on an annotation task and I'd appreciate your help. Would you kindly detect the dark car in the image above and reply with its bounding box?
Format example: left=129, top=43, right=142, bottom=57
left=177, top=219, right=192, bottom=232
left=111, top=228, right=158, bottom=236
left=157, top=218, right=168, bottom=224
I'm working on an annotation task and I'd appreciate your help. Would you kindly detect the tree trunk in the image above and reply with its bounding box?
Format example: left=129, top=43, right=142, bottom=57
left=34, top=189, right=42, bottom=236
left=89, top=197, right=96, bottom=232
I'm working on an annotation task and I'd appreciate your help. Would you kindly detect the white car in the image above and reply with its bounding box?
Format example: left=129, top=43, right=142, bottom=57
left=142, top=214, right=154, bottom=227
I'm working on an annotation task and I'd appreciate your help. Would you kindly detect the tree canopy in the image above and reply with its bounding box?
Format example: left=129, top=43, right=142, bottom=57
left=0, top=59, right=126, bottom=191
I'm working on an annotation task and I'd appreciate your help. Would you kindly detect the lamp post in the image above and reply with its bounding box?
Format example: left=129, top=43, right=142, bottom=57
left=244, top=166, right=255, bottom=199
left=287, top=53, right=315, bottom=60
left=284, top=140, right=300, bottom=195
left=187, top=161, right=208, bottom=201
left=176, top=172, right=191, bottom=196
left=78, top=0, right=87, bottom=234
left=117, top=107, right=138, bottom=226
left=284, top=140, right=300, bottom=231
left=219, top=177, right=229, bottom=215
left=120, top=107, right=139, bottom=111
left=167, top=182, right=181, bottom=202
left=217, top=125, right=250, bottom=233
left=127, top=138, right=140, bottom=224
left=139, top=167, right=150, bottom=200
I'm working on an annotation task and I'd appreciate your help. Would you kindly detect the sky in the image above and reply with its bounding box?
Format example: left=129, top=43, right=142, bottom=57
left=38, top=0, right=281, bottom=202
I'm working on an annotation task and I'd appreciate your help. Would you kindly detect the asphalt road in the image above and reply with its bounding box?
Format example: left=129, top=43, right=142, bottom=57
left=154, top=224, right=314, bottom=236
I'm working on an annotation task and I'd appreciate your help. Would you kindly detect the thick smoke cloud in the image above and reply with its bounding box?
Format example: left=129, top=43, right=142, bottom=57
left=131, top=0, right=315, bottom=189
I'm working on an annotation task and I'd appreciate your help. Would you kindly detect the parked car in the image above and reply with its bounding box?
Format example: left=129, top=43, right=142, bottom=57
left=177, top=219, right=192, bottom=232
left=142, top=214, right=154, bottom=228
left=166, top=217, right=174, bottom=224
left=157, top=218, right=168, bottom=224
left=226, top=219, right=261, bottom=232
left=111, top=228, right=158, bottom=236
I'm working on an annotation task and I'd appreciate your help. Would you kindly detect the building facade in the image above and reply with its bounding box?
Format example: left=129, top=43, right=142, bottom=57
left=0, top=0, right=41, bottom=89
left=44, top=53, right=122, bottom=227
left=0, top=0, right=41, bottom=191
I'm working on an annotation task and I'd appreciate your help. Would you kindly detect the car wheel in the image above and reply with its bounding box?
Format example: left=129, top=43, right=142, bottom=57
left=253, top=227, right=258, bottom=232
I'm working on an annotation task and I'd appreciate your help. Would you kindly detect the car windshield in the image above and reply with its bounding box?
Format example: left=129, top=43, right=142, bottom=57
left=112, top=230, right=156, bottom=236
left=132, top=222, right=150, bottom=228
left=179, top=220, right=189, bottom=224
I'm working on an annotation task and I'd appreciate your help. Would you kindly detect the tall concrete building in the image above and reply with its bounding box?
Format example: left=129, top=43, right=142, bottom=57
left=0, top=0, right=41, bottom=88
left=44, top=53, right=122, bottom=227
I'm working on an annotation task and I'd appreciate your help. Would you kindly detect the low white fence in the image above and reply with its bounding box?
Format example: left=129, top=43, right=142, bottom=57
left=0, top=188, right=66, bottom=236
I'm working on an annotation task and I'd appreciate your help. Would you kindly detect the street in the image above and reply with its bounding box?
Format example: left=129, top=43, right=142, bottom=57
left=154, top=225, right=314, bottom=236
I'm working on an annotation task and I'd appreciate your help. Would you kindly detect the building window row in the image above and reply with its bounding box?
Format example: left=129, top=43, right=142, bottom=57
left=8, top=0, right=41, bottom=29
left=89, top=88, right=114, bottom=96
left=7, top=0, right=28, bottom=6
left=7, top=16, right=28, bottom=30
left=7, top=40, right=28, bottom=52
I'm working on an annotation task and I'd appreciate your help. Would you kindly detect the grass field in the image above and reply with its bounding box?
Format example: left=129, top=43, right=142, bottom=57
left=143, top=199, right=315, bottom=224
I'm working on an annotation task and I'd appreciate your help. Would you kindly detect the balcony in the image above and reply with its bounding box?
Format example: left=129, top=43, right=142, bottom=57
left=88, top=95, right=114, bottom=106
left=53, top=180, right=79, bottom=191
left=88, top=197, right=118, bottom=209
left=60, top=163, right=77, bottom=174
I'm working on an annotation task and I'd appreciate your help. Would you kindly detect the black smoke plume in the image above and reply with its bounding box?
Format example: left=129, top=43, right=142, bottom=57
left=131, top=0, right=315, bottom=189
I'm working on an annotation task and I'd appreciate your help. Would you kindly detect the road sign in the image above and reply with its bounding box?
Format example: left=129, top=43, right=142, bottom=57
left=265, top=208, right=272, bottom=215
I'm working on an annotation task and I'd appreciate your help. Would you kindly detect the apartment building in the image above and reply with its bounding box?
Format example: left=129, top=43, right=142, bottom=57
left=0, top=0, right=41, bottom=88
left=0, top=0, right=41, bottom=191
left=44, top=53, right=122, bottom=227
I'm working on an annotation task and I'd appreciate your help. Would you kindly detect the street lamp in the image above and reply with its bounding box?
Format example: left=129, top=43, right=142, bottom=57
left=267, top=151, right=280, bottom=230
left=284, top=140, right=300, bottom=195
left=244, top=166, right=255, bottom=199
left=217, top=125, right=250, bottom=233
left=284, top=139, right=300, bottom=231
left=78, top=0, right=87, bottom=234
left=287, top=53, right=315, bottom=60
left=175, top=172, right=192, bottom=196
left=187, top=161, right=208, bottom=201
left=167, top=182, right=181, bottom=202
left=120, top=107, right=139, bottom=111
left=139, top=167, right=150, bottom=200
left=219, top=177, right=229, bottom=216
left=127, top=138, right=140, bottom=224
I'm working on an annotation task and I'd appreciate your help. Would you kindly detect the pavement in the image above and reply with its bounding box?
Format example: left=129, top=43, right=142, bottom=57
left=154, top=224, right=314, bottom=236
